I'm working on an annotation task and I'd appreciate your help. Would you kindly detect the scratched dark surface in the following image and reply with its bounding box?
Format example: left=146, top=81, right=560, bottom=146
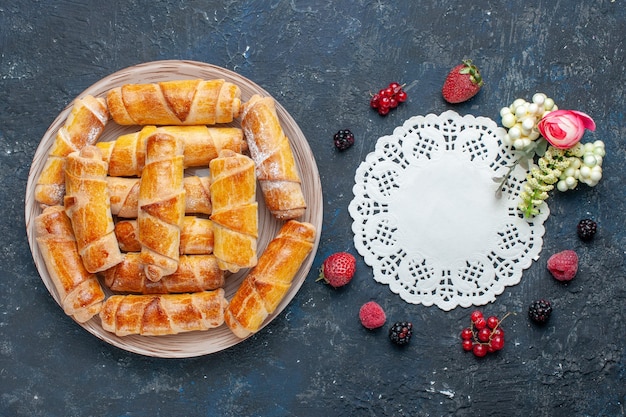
left=0, top=1, right=624, bottom=416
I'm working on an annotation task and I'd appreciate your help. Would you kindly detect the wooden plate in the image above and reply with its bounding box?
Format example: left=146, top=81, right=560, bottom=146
left=25, top=60, right=323, bottom=358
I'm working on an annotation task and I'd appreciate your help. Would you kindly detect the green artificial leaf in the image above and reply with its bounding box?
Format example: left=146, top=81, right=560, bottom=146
left=518, top=157, right=530, bottom=171
left=535, top=139, right=549, bottom=157
left=494, top=162, right=519, bottom=198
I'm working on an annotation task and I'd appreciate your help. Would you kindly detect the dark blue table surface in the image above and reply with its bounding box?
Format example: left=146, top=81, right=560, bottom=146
left=1, top=1, right=624, bottom=416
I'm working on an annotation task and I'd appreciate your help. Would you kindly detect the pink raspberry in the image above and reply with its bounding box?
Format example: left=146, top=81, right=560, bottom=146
left=547, top=250, right=579, bottom=281
left=359, top=301, right=386, bottom=329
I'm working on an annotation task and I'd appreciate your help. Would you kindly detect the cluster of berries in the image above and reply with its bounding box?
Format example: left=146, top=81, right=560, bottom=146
left=334, top=81, right=408, bottom=150
left=369, top=82, right=408, bottom=116
left=336, top=60, right=487, bottom=149
left=326, top=63, right=601, bottom=358
left=319, top=253, right=414, bottom=346
left=525, top=219, right=598, bottom=330
left=545, top=218, right=596, bottom=282
left=338, top=62, right=484, bottom=149
left=460, top=310, right=507, bottom=357
left=359, top=301, right=413, bottom=346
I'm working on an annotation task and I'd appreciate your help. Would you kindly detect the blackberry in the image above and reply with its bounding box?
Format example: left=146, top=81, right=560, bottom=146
left=528, top=299, right=552, bottom=324
left=333, top=129, right=355, bottom=151
left=388, top=321, right=413, bottom=345
left=577, top=219, right=597, bottom=241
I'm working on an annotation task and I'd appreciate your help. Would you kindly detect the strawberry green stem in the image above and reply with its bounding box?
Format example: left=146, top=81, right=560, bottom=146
left=460, top=59, right=484, bottom=86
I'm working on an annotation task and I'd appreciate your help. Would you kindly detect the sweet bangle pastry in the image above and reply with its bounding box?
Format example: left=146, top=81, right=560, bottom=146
left=35, top=205, right=105, bottom=323
left=63, top=146, right=123, bottom=273
left=209, top=149, right=258, bottom=273
left=35, top=95, right=109, bottom=207
left=225, top=220, right=316, bottom=338
left=115, top=216, right=214, bottom=255
left=241, top=94, right=306, bottom=220
left=103, top=253, right=224, bottom=294
left=107, top=176, right=212, bottom=218
left=99, top=289, right=228, bottom=336
left=177, top=216, right=214, bottom=255
left=96, top=125, right=245, bottom=177
left=32, top=75, right=317, bottom=342
left=106, top=79, right=241, bottom=125
left=137, top=133, right=185, bottom=281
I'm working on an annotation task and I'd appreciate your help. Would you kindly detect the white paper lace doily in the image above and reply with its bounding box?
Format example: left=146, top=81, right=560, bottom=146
left=349, top=110, right=549, bottom=310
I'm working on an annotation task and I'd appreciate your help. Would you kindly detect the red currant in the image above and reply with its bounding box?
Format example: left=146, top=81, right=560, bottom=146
left=370, top=94, right=380, bottom=109
left=388, top=81, right=401, bottom=92
left=477, top=327, right=491, bottom=342
left=490, top=335, right=505, bottom=351
left=472, top=343, right=488, bottom=357
left=474, top=317, right=487, bottom=330
left=461, top=310, right=510, bottom=357
left=470, top=310, right=483, bottom=323
left=487, top=316, right=499, bottom=329
left=460, top=327, right=473, bottom=340
left=370, top=82, right=407, bottom=115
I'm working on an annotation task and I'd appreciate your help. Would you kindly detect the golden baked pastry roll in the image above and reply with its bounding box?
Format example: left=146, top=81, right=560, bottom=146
left=35, top=205, right=105, bottom=323
left=35, top=95, right=109, bottom=206
left=103, top=253, right=224, bottom=294
left=113, top=220, right=142, bottom=252
left=209, top=150, right=258, bottom=272
left=115, top=217, right=214, bottom=255
left=138, top=133, right=185, bottom=281
left=99, top=289, right=228, bottom=336
left=64, top=146, right=123, bottom=273
left=107, top=176, right=211, bottom=218
left=96, top=125, right=245, bottom=176
left=178, top=216, right=214, bottom=255
left=106, top=79, right=241, bottom=126
left=225, top=220, right=316, bottom=338
left=241, top=94, right=306, bottom=220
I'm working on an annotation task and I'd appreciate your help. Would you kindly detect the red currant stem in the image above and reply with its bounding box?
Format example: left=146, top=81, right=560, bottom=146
left=469, top=312, right=514, bottom=345
left=486, top=311, right=514, bottom=342
left=370, top=84, right=408, bottom=95
left=493, top=311, right=513, bottom=328
left=392, top=83, right=407, bottom=94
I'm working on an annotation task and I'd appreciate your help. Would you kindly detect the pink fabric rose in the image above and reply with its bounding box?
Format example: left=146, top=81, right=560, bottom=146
left=537, top=110, right=596, bottom=149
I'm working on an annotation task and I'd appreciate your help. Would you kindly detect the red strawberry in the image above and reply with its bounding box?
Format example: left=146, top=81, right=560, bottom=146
left=317, top=252, right=356, bottom=288
left=442, top=59, right=484, bottom=104
left=547, top=250, right=579, bottom=281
